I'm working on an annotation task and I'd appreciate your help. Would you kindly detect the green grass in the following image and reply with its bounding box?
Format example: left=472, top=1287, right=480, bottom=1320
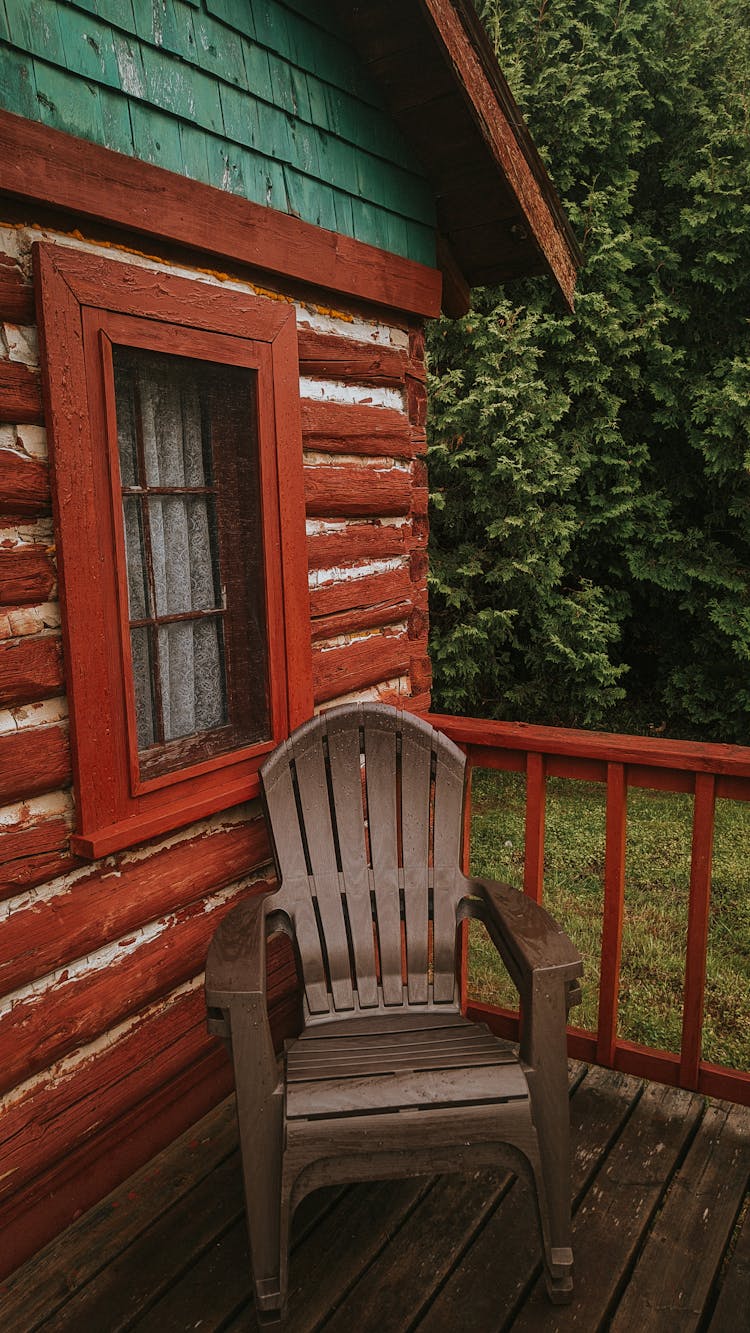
left=466, top=770, right=750, bottom=1072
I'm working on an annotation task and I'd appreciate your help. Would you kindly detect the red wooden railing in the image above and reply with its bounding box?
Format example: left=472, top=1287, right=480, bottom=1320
left=424, top=712, right=750, bottom=1107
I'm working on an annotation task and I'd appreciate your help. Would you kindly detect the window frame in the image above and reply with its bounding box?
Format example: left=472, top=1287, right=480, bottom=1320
left=35, top=242, right=313, bottom=859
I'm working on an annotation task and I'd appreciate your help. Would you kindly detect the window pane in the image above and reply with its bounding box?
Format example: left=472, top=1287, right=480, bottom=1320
left=130, top=627, right=156, bottom=749
left=112, top=344, right=270, bottom=778
left=158, top=620, right=226, bottom=741
left=148, top=496, right=221, bottom=617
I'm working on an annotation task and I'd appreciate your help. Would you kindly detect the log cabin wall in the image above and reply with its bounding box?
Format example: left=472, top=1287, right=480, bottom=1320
left=0, top=219, right=431, bottom=1277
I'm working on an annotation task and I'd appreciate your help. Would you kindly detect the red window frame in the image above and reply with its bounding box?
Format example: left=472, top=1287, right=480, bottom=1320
left=35, top=242, right=313, bottom=858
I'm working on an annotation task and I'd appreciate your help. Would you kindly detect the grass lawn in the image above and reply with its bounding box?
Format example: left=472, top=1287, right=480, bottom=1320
left=466, top=770, right=750, bottom=1072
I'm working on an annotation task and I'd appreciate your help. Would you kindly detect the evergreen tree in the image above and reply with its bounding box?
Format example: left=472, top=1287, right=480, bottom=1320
left=428, top=0, right=750, bottom=740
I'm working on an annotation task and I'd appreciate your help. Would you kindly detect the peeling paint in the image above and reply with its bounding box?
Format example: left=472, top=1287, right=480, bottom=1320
left=308, top=556, right=405, bottom=588
left=299, top=378, right=405, bottom=411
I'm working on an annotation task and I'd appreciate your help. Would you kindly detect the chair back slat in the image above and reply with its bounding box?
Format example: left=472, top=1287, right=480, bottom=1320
left=291, top=730, right=354, bottom=1013
left=432, top=741, right=466, bottom=1002
left=260, top=749, right=331, bottom=1014
left=401, top=723, right=432, bottom=1003
left=325, top=708, right=379, bottom=1008
left=363, top=710, right=404, bottom=1005
left=260, top=705, right=467, bottom=1018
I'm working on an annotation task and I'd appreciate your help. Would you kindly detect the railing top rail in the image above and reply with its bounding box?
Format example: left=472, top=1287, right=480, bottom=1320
left=421, top=711, right=750, bottom=780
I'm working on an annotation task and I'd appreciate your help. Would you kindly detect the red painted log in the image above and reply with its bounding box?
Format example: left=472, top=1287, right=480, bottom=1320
left=308, top=564, right=411, bottom=618
left=0, top=361, right=43, bottom=426
left=408, top=653, right=433, bottom=695
left=0, top=813, right=74, bottom=901
left=297, top=327, right=414, bottom=385
left=311, top=599, right=412, bottom=644
left=0, top=255, right=35, bottom=325
left=307, top=519, right=410, bottom=569
left=0, top=938, right=296, bottom=1205
left=0, top=635, right=63, bottom=707
left=0, top=724, right=70, bottom=805
left=304, top=463, right=412, bottom=517
left=0, top=820, right=272, bottom=996
left=0, top=547, right=56, bottom=605
left=0, top=884, right=252, bottom=1097
left=0, top=449, right=50, bottom=516
left=313, top=628, right=411, bottom=703
left=301, top=399, right=414, bottom=458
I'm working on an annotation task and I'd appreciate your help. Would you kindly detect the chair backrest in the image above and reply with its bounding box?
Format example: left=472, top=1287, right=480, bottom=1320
left=260, top=704, right=467, bottom=1020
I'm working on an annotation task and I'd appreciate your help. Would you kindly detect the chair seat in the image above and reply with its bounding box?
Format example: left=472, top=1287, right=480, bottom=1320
left=285, top=1012, right=529, bottom=1120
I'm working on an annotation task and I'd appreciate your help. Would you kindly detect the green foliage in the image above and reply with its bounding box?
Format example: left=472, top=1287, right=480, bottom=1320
left=428, top=0, right=750, bottom=739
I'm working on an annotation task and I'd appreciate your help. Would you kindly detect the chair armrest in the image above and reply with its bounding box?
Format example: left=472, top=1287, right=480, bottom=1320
left=459, top=875, right=583, bottom=1001
left=205, top=889, right=281, bottom=1004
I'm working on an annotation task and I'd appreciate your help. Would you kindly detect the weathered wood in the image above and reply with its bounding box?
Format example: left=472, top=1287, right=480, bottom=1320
left=681, top=772, right=716, bottom=1088
left=0, top=1097, right=239, bottom=1328
left=708, top=1191, right=750, bottom=1331
left=0, top=1049, right=233, bottom=1284
left=312, top=629, right=411, bottom=702
left=307, top=518, right=410, bottom=569
left=298, top=327, right=422, bottom=386
left=0, top=998, right=211, bottom=1211
left=323, top=1170, right=509, bottom=1333
left=0, top=448, right=50, bottom=515
left=0, top=821, right=271, bottom=996
left=0, top=634, right=63, bottom=707
left=609, top=1101, right=750, bottom=1332
left=0, top=112, right=442, bottom=319
left=304, top=462, right=412, bottom=517
left=0, top=811, right=74, bottom=901
left=510, top=1082, right=704, bottom=1330
left=0, top=254, right=35, bottom=324
left=419, top=1065, right=641, bottom=1330
left=0, top=546, right=56, bottom=605
left=308, top=564, right=411, bottom=619
left=301, top=399, right=414, bottom=458
left=0, top=886, right=246, bottom=1096
left=38, top=1152, right=245, bottom=1333
left=0, top=359, right=43, bottom=425
left=0, top=723, right=70, bottom=805
left=310, top=597, right=412, bottom=644
left=597, top=762, right=628, bottom=1066
left=428, top=710, right=750, bottom=782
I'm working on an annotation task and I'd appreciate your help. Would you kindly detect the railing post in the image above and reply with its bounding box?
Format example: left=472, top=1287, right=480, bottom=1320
left=458, top=754, right=472, bottom=1012
left=596, top=762, right=627, bottom=1067
left=524, top=752, right=546, bottom=903
left=680, top=771, right=716, bottom=1090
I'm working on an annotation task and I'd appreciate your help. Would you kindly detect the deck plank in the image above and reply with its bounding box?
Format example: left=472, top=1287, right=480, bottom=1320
left=416, top=1064, right=643, bottom=1331
left=510, top=1081, right=704, bottom=1331
left=0, top=1098, right=238, bottom=1333
left=610, top=1101, right=750, bottom=1332
left=3, top=1066, right=745, bottom=1333
left=708, top=1193, right=750, bottom=1331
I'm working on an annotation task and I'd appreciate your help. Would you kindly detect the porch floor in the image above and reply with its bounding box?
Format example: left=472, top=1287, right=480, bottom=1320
left=2, top=1064, right=749, bottom=1333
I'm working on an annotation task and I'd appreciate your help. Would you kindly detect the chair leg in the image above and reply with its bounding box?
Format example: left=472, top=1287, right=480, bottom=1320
left=229, top=1004, right=288, bottom=1320
left=523, top=975, right=575, bottom=1304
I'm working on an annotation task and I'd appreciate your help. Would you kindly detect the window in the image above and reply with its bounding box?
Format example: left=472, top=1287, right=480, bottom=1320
left=36, top=243, right=312, bottom=858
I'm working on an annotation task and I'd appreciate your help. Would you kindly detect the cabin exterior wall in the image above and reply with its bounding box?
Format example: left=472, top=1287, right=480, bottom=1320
left=0, top=214, right=432, bottom=1276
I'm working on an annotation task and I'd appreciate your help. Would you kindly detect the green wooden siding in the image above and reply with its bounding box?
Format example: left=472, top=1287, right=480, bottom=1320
left=0, top=0, right=436, bottom=264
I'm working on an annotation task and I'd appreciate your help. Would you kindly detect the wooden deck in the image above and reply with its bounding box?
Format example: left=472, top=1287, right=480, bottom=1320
left=2, top=1064, right=748, bottom=1332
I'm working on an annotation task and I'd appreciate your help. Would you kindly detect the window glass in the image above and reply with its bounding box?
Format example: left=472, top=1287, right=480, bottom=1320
left=112, top=346, right=270, bottom=778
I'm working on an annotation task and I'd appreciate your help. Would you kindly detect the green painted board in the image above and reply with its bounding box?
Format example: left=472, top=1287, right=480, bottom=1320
left=0, top=0, right=437, bottom=264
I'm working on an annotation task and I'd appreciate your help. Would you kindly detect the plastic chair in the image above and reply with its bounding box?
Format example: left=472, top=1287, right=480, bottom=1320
left=206, top=704, right=582, bottom=1322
